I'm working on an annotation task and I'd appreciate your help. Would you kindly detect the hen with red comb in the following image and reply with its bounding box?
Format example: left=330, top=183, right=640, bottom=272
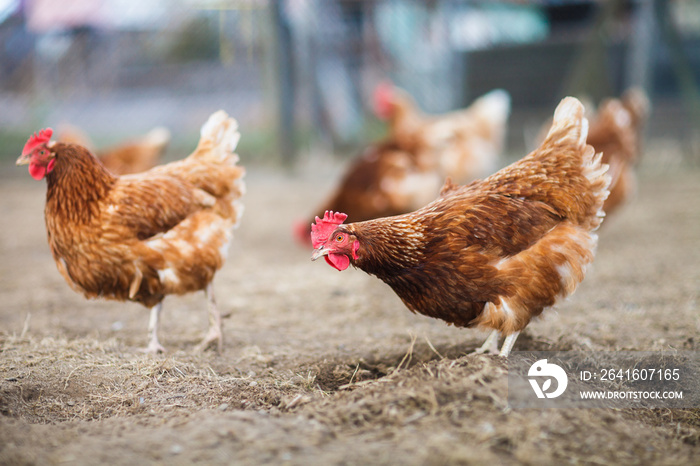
left=15, top=111, right=245, bottom=354
left=311, top=97, right=609, bottom=357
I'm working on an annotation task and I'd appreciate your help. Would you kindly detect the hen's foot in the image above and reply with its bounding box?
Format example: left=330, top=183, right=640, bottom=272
left=474, top=330, right=500, bottom=354
left=194, top=327, right=222, bottom=353
left=196, top=283, right=224, bottom=353
left=141, top=341, right=166, bottom=355
left=142, top=303, right=165, bottom=355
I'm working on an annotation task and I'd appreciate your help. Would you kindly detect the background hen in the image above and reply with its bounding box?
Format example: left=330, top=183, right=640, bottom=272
left=296, top=87, right=511, bottom=243
left=586, top=88, right=650, bottom=217
left=16, top=111, right=245, bottom=353
left=311, top=97, right=610, bottom=356
left=58, top=124, right=172, bottom=176
left=373, top=83, right=511, bottom=184
left=533, top=88, right=650, bottom=220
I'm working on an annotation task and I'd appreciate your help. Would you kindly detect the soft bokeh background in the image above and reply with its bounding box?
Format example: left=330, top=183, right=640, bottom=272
left=1, top=0, right=698, bottom=169
left=2, top=2, right=700, bottom=464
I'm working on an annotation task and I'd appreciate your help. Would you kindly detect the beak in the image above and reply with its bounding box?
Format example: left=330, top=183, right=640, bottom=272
left=16, top=153, right=30, bottom=166
left=311, top=247, right=330, bottom=261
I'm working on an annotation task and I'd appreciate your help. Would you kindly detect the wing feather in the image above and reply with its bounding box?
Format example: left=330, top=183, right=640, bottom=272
left=102, top=174, right=208, bottom=241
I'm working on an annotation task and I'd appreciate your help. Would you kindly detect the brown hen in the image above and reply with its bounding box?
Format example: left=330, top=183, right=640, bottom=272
left=311, top=97, right=610, bottom=356
left=295, top=87, right=510, bottom=243
left=17, top=111, right=245, bottom=353
left=587, top=88, right=649, bottom=216
left=373, top=83, right=510, bottom=184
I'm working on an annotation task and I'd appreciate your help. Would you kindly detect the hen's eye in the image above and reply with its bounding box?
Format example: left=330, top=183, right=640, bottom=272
left=335, top=234, right=344, bottom=242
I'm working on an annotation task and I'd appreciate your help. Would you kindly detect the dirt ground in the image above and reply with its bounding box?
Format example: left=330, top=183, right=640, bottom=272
left=0, top=144, right=699, bottom=465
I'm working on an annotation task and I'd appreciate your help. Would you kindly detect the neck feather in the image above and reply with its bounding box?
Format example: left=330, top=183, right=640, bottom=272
left=46, top=143, right=116, bottom=223
left=349, top=216, right=427, bottom=276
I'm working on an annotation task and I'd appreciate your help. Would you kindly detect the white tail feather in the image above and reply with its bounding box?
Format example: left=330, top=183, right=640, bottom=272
left=198, top=110, right=241, bottom=162
left=142, top=126, right=171, bottom=148
left=473, top=89, right=511, bottom=124
left=547, top=97, right=588, bottom=148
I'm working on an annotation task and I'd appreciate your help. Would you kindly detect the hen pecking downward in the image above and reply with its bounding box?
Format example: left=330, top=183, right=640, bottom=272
left=16, top=111, right=245, bottom=353
left=311, top=97, right=610, bottom=357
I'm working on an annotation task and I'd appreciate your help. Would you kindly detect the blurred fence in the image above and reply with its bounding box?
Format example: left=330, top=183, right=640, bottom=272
left=0, top=0, right=699, bottom=164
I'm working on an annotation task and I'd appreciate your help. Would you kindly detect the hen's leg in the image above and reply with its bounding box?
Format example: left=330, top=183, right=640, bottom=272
left=195, top=283, right=223, bottom=353
left=475, top=330, right=500, bottom=354
left=499, top=331, right=520, bottom=357
left=142, top=303, right=166, bottom=354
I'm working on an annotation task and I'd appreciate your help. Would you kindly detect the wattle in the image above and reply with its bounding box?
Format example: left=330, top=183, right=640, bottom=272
left=28, top=163, right=46, bottom=180
left=325, top=253, right=350, bottom=271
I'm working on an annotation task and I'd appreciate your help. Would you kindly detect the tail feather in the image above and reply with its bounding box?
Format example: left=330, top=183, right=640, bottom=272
left=186, top=110, right=243, bottom=174
left=581, top=147, right=611, bottom=231
left=472, top=89, right=511, bottom=125
left=153, top=110, right=245, bottom=204
left=192, top=110, right=245, bottom=226
left=490, top=97, right=610, bottom=231
left=554, top=98, right=610, bottom=230
left=140, top=126, right=171, bottom=150
left=195, top=110, right=241, bottom=162
left=544, top=96, right=589, bottom=150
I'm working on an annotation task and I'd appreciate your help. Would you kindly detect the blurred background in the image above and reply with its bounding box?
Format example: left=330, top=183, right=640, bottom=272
left=0, top=0, right=699, bottom=167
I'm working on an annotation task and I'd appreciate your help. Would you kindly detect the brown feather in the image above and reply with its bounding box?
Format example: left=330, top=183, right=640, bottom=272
left=42, top=114, right=244, bottom=310
left=301, top=89, right=510, bottom=243
left=316, top=97, right=610, bottom=337
left=587, top=91, right=649, bottom=216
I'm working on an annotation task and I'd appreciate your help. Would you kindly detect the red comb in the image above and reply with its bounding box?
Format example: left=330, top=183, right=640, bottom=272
left=23, top=128, right=53, bottom=155
left=311, top=211, right=348, bottom=248
left=292, top=219, right=312, bottom=246
left=372, top=81, right=394, bottom=119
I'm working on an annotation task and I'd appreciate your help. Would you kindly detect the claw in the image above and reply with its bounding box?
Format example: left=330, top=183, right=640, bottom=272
left=194, top=327, right=223, bottom=353
left=141, top=341, right=166, bottom=355
left=474, top=330, right=500, bottom=354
